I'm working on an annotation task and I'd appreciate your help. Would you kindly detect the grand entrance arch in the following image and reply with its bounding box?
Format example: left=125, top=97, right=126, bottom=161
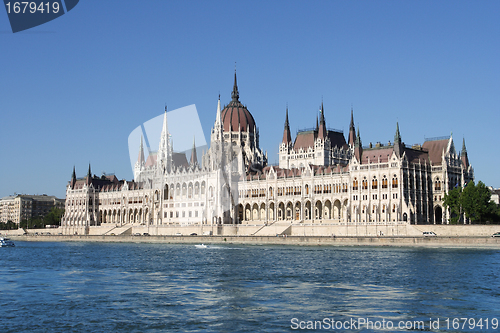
left=435, top=206, right=443, bottom=224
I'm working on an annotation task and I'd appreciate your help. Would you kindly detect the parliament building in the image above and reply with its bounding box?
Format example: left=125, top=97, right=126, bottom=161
left=61, top=73, right=474, bottom=235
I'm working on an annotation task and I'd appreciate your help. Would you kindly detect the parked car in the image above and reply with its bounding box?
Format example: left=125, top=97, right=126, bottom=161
left=190, top=233, right=198, bottom=236
left=423, top=231, right=437, bottom=237
left=175, top=233, right=182, bottom=236
left=143, top=233, right=150, bottom=236
left=491, top=232, right=500, bottom=238
left=133, top=233, right=141, bottom=236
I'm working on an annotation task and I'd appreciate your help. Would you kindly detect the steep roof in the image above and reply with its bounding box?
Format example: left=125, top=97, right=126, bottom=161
left=293, top=131, right=315, bottom=150
left=293, top=129, right=347, bottom=151
left=422, top=139, right=449, bottom=165
left=361, top=147, right=394, bottom=164
left=327, top=130, right=348, bottom=149
left=404, top=148, right=429, bottom=164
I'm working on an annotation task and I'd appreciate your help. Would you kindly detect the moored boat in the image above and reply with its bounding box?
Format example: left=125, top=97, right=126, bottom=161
left=0, top=237, right=15, bottom=247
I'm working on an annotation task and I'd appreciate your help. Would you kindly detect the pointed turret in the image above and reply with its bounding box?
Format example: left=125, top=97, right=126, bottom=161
left=137, top=135, right=145, bottom=166
left=355, top=126, right=363, bottom=161
left=70, top=166, right=77, bottom=189
left=190, top=136, right=198, bottom=166
left=394, top=122, right=401, bottom=143
left=348, top=107, right=356, bottom=147
left=394, top=122, right=403, bottom=157
left=231, top=70, right=239, bottom=102
left=215, top=94, right=221, bottom=127
left=158, top=105, right=172, bottom=172
left=282, top=106, right=292, bottom=144
left=461, top=137, right=469, bottom=168
left=318, top=102, right=326, bottom=138
left=86, top=163, right=92, bottom=185
left=315, top=114, right=319, bottom=132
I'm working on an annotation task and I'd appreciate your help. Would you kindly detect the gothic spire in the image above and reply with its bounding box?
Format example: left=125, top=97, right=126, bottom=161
left=318, top=102, right=326, bottom=138
left=319, top=102, right=325, bottom=124
left=461, top=137, right=469, bottom=168
left=354, top=126, right=363, bottom=161
left=394, top=122, right=403, bottom=157
left=215, top=94, right=221, bottom=126
left=190, top=136, right=198, bottom=166
left=394, top=122, right=401, bottom=143
left=282, top=106, right=292, bottom=144
left=137, top=135, right=145, bottom=165
left=159, top=106, right=169, bottom=154
left=231, top=70, right=239, bottom=102
left=158, top=105, right=172, bottom=173
left=348, top=107, right=356, bottom=147
left=86, top=163, right=92, bottom=185
left=355, top=126, right=361, bottom=147
left=70, top=166, right=77, bottom=189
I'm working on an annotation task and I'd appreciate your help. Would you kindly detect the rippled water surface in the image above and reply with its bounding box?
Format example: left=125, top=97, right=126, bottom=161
left=1, top=241, right=499, bottom=332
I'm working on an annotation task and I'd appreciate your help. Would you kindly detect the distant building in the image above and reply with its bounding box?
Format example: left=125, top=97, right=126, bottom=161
left=0, top=194, right=65, bottom=225
left=489, top=187, right=500, bottom=205
left=62, top=73, right=474, bottom=235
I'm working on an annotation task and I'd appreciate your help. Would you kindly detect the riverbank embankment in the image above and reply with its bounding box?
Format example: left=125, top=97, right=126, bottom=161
left=9, top=234, right=500, bottom=248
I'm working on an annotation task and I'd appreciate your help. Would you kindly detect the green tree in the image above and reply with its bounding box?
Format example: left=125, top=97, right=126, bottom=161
left=43, top=207, right=64, bottom=226
left=0, top=220, right=17, bottom=230
left=443, top=180, right=498, bottom=224
left=461, top=181, right=494, bottom=223
left=443, top=187, right=462, bottom=224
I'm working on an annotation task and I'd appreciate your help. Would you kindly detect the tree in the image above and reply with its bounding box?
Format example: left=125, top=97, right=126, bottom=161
left=443, top=181, right=499, bottom=224
left=19, top=207, right=64, bottom=229
left=461, top=181, right=477, bottom=222
left=443, top=187, right=461, bottom=224
left=43, top=207, right=64, bottom=226
left=0, top=220, right=17, bottom=230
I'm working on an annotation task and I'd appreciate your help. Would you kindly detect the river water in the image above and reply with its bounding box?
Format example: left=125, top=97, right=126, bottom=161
left=1, top=241, right=499, bottom=332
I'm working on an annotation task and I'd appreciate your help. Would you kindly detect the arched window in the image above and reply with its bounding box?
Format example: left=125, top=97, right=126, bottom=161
left=382, top=176, right=388, bottom=189
left=435, top=178, right=441, bottom=191
left=353, top=178, right=359, bottom=191
left=362, top=178, right=368, bottom=190
left=392, top=176, right=398, bottom=188
left=372, top=177, right=378, bottom=190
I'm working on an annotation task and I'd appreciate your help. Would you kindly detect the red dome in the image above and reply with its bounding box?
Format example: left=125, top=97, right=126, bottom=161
left=221, top=72, right=256, bottom=133
left=221, top=100, right=256, bottom=133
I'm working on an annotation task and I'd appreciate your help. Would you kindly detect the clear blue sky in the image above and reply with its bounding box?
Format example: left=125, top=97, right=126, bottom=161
left=1, top=0, right=499, bottom=199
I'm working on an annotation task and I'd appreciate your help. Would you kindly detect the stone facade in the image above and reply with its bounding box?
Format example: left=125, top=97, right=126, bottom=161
left=61, top=74, right=474, bottom=235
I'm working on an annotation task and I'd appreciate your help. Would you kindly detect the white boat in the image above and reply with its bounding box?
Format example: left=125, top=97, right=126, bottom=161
left=195, top=244, right=208, bottom=249
left=0, top=237, right=15, bottom=247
